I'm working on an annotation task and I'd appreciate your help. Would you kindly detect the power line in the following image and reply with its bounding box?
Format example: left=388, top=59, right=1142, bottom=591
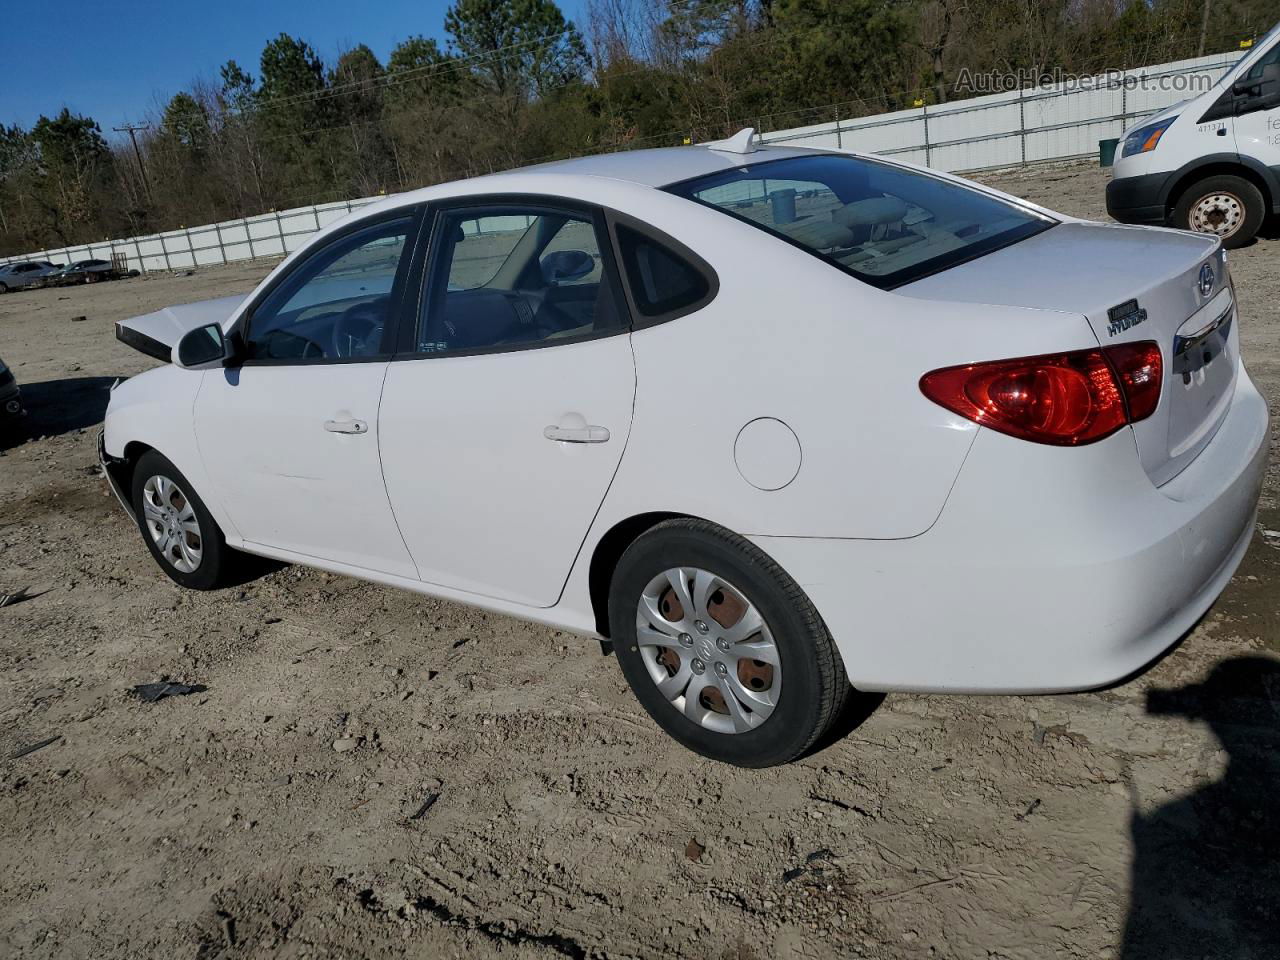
left=113, top=123, right=152, bottom=204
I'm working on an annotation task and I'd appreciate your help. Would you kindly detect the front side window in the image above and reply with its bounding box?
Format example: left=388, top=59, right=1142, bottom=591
left=246, top=216, right=412, bottom=361
left=418, top=205, right=621, bottom=353
left=666, top=154, right=1053, bottom=289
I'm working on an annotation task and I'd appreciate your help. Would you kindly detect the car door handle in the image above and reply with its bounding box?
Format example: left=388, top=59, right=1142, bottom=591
left=324, top=419, right=368, bottom=435
left=543, top=424, right=610, bottom=443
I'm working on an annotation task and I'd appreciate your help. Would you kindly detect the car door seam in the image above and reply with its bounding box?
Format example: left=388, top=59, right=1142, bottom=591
left=547, top=331, right=641, bottom=609
left=190, top=368, right=245, bottom=543
left=375, top=359, right=425, bottom=581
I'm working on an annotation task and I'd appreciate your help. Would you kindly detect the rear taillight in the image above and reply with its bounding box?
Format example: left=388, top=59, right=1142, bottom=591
left=1103, top=341, right=1162, bottom=421
left=920, top=342, right=1162, bottom=446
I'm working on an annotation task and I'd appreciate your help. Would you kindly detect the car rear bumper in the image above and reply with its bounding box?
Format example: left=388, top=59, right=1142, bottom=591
left=752, top=365, right=1269, bottom=693
left=1106, top=171, right=1170, bottom=225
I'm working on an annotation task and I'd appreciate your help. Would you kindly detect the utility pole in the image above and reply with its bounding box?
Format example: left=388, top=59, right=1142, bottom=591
left=114, top=123, right=152, bottom=205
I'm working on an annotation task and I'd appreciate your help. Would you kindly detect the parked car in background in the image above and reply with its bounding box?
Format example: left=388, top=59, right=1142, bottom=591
left=1107, top=19, right=1280, bottom=247
left=102, top=130, right=1267, bottom=767
left=57, top=259, right=116, bottom=284
left=0, top=261, right=63, bottom=292
left=0, top=355, right=23, bottom=428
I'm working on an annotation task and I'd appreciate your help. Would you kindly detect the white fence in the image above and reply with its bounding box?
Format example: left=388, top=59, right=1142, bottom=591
left=2, top=196, right=384, bottom=276
left=1, top=49, right=1244, bottom=274
left=758, top=50, right=1242, bottom=171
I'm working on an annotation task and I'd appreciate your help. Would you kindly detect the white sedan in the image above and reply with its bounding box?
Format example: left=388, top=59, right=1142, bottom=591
left=101, top=130, right=1268, bottom=766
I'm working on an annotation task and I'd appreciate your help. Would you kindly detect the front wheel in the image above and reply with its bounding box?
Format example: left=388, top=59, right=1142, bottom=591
left=1172, top=175, right=1265, bottom=249
left=130, top=450, right=237, bottom=590
left=609, top=519, right=850, bottom=767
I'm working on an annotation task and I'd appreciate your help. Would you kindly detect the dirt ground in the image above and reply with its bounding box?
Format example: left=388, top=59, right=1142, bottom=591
left=2, top=162, right=1278, bottom=960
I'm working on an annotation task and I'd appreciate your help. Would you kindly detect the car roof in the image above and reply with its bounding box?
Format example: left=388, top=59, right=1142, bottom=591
left=492, top=141, right=825, bottom=189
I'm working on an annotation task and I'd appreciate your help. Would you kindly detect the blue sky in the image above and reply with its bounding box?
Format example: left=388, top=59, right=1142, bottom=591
left=2, top=0, right=588, bottom=138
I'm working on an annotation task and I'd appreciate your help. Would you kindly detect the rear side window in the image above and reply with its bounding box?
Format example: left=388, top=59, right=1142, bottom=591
left=418, top=204, right=624, bottom=355
left=615, top=225, right=711, bottom=318
left=666, top=154, right=1053, bottom=289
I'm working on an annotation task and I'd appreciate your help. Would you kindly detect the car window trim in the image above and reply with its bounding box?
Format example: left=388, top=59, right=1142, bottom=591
left=662, top=154, right=1057, bottom=291
left=603, top=211, right=719, bottom=329
left=233, top=204, right=426, bottom=368
left=393, top=193, right=633, bottom=361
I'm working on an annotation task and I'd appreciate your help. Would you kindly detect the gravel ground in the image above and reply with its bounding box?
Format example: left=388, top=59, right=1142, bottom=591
left=1, top=162, right=1278, bottom=960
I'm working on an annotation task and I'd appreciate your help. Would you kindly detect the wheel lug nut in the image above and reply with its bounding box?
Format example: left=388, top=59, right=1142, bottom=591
left=695, top=620, right=709, bottom=634
left=679, top=633, right=693, bottom=646
left=691, top=659, right=705, bottom=674
left=714, top=662, right=728, bottom=677
left=716, top=637, right=730, bottom=651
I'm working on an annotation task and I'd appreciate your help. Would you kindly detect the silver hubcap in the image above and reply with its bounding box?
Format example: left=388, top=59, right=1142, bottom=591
left=1190, top=192, right=1244, bottom=237
left=142, top=475, right=203, bottom=574
left=635, top=567, right=781, bottom=735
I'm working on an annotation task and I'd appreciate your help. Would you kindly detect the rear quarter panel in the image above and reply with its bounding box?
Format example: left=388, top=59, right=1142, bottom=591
left=588, top=188, right=1098, bottom=542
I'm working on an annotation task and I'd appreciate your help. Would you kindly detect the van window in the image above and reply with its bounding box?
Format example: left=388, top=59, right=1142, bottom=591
left=1245, top=44, right=1280, bottom=80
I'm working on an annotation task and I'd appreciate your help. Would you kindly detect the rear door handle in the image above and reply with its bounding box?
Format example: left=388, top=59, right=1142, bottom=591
left=324, top=419, right=368, bottom=435
left=543, top=424, right=610, bottom=443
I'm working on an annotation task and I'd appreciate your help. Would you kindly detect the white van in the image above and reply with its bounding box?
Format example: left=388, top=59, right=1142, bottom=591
left=1107, top=21, right=1280, bottom=248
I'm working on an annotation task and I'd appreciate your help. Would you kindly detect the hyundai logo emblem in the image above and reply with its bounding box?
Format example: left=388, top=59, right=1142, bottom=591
left=1198, top=263, right=1216, bottom=298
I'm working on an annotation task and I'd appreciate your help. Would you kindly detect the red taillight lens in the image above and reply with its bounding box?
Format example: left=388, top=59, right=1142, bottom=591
left=920, top=343, right=1162, bottom=446
left=1103, top=341, right=1162, bottom=422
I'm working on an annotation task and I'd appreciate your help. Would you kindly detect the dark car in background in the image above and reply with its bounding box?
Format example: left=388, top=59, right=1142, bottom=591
left=0, top=355, right=23, bottom=428
left=57, top=259, right=116, bottom=283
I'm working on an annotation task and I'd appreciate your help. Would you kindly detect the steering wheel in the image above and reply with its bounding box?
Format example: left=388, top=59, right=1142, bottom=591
left=332, top=300, right=386, bottom=358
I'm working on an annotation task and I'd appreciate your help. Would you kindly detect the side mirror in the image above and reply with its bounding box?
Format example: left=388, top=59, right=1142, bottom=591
left=174, top=323, right=230, bottom=369
left=1233, top=62, right=1280, bottom=99
left=540, top=249, right=595, bottom=285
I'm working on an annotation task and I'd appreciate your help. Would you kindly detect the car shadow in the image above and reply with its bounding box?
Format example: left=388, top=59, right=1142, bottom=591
left=804, top=688, right=887, bottom=759
left=1256, top=215, right=1280, bottom=243
left=1120, top=655, right=1280, bottom=958
left=1, top=376, right=116, bottom=450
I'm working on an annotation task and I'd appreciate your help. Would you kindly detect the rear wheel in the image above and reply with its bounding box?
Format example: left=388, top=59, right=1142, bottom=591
left=1172, top=175, right=1265, bottom=249
left=130, top=450, right=237, bottom=590
left=608, top=519, right=850, bottom=767
left=0, top=282, right=8, bottom=294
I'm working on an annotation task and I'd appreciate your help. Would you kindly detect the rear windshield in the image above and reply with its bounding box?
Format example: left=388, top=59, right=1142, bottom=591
left=665, top=154, right=1053, bottom=289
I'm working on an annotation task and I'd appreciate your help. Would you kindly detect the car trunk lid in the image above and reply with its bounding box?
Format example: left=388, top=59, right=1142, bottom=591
left=902, top=222, right=1234, bottom=486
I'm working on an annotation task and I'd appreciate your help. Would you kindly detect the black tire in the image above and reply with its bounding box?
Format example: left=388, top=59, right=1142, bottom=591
left=608, top=519, right=851, bottom=767
left=1172, top=175, right=1266, bottom=249
left=130, top=450, right=236, bottom=590
left=0, top=282, right=8, bottom=293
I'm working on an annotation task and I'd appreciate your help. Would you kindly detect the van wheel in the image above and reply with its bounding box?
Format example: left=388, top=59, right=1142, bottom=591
left=1173, top=175, right=1265, bottom=249
left=608, top=519, right=850, bottom=767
